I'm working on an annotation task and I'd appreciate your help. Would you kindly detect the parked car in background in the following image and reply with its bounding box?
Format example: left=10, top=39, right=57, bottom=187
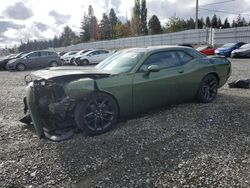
left=215, top=42, right=246, bottom=57
left=21, top=46, right=231, bottom=139
left=68, top=49, right=92, bottom=65
left=178, top=43, right=193, bottom=48
left=231, top=43, right=250, bottom=58
left=60, top=51, right=78, bottom=64
left=196, top=45, right=216, bottom=55
left=75, top=49, right=114, bottom=65
left=6, top=50, right=62, bottom=71
left=0, top=52, right=27, bottom=70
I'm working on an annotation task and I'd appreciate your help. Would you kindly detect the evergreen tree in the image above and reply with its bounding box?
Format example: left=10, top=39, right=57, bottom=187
left=100, top=13, right=111, bottom=39
left=218, top=17, right=222, bottom=28
left=148, top=15, right=161, bottom=34
left=211, top=14, right=218, bottom=28
left=205, top=16, right=211, bottom=28
left=61, top=26, right=79, bottom=46
left=232, top=20, right=237, bottom=27
left=109, top=8, right=119, bottom=38
left=198, top=17, right=204, bottom=29
left=223, top=18, right=230, bottom=28
left=186, top=18, right=195, bottom=29
left=131, top=0, right=142, bottom=35
left=140, top=0, right=148, bottom=35
left=80, top=5, right=100, bottom=42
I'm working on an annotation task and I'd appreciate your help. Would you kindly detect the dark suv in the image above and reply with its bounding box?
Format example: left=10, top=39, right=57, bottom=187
left=6, top=50, right=62, bottom=71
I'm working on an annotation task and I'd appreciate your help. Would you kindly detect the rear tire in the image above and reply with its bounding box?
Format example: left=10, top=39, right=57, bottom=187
left=16, top=63, right=26, bottom=71
left=74, top=93, right=118, bottom=135
left=80, top=59, right=89, bottom=66
left=50, top=61, right=58, bottom=67
left=197, top=74, right=218, bottom=103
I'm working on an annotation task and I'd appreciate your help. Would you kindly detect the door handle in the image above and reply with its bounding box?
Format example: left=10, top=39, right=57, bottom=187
left=178, top=70, right=184, bottom=74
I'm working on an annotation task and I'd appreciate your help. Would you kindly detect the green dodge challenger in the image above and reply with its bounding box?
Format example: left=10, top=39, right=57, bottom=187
left=21, top=46, right=231, bottom=141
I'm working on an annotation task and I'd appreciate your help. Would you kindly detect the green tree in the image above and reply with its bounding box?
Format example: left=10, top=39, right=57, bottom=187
left=131, top=0, right=141, bottom=35
left=61, top=26, right=79, bottom=46
left=115, top=22, right=132, bottom=38
left=205, top=16, right=211, bottom=28
left=148, top=15, right=161, bottom=34
left=164, top=16, right=183, bottom=33
left=80, top=5, right=99, bottom=42
left=218, top=17, right=222, bottom=28
left=186, top=18, right=195, bottom=29
left=211, top=14, right=218, bottom=28
left=198, top=17, right=204, bottom=29
left=140, top=0, right=148, bottom=35
left=232, top=20, right=237, bottom=27
left=223, top=18, right=230, bottom=28
left=109, top=8, right=119, bottom=38
left=100, top=13, right=111, bottom=39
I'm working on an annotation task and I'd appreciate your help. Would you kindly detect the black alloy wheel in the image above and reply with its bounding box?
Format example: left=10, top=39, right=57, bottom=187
left=197, top=74, right=218, bottom=103
left=74, top=93, right=118, bottom=135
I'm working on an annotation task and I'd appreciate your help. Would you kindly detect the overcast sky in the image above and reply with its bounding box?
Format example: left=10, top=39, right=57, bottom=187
left=0, top=0, right=250, bottom=48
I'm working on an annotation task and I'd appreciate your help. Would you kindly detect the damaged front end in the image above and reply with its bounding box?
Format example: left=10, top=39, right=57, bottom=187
left=22, top=79, right=77, bottom=141
left=21, top=74, right=100, bottom=141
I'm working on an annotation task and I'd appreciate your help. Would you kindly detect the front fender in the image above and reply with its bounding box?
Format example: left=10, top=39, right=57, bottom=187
left=64, top=78, right=95, bottom=99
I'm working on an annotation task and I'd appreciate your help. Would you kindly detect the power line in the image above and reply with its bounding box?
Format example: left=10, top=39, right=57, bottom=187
left=200, top=0, right=235, bottom=7
left=199, top=7, right=250, bottom=17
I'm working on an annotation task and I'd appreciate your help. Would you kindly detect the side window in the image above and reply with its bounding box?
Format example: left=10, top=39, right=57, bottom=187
left=140, top=51, right=180, bottom=71
left=175, top=51, right=193, bottom=65
left=91, top=51, right=99, bottom=55
left=40, top=52, right=49, bottom=57
left=28, top=52, right=39, bottom=58
left=100, top=50, right=108, bottom=54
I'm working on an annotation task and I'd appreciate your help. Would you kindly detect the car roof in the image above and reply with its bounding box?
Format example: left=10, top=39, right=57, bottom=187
left=118, top=45, right=195, bottom=54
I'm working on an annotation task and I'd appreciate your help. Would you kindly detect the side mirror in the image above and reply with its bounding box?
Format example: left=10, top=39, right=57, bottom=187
left=148, top=65, right=160, bottom=72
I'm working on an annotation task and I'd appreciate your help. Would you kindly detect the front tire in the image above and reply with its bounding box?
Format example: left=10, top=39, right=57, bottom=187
left=16, top=63, right=26, bottom=71
left=197, top=74, right=218, bottom=103
left=50, top=61, right=58, bottom=67
left=80, top=59, right=89, bottom=66
left=74, top=93, right=118, bottom=135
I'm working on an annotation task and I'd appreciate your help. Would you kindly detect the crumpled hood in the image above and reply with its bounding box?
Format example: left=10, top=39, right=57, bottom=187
left=31, top=66, right=114, bottom=79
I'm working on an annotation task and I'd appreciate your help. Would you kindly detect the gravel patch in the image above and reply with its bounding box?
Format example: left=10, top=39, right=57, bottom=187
left=0, top=59, right=249, bottom=188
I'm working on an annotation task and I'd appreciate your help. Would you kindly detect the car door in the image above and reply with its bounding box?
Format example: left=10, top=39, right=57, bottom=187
left=132, top=50, right=198, bottom=114
left=39, top=51, right=50, bottom=68
left=98, top=50, right=110, bottom=62
left=26, top=52, right=41, bottom=69
left=88, top=51, right=100, bottom=64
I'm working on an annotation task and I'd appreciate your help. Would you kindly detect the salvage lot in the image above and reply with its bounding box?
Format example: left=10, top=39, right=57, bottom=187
left=0, top=59, right=249, bottom=187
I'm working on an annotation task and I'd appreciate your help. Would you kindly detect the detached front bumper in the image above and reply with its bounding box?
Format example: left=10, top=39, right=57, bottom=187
left=24, top=83, right=44, bottom=137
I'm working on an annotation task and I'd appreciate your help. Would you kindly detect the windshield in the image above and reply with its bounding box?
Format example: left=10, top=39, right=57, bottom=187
left=63, top=51, right=78, bottom=56
left=222, top=43, right=235, bottom=48
left=240, top=43, right=250, bottom=49
left=96, top=51, right=144, bottom=73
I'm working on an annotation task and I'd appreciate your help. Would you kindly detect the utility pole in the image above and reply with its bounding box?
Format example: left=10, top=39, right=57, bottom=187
left=195, top=0, right=199, bottom=29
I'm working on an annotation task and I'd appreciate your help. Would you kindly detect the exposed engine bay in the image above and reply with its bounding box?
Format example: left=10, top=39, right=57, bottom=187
left=20, top=68, right=112, bottom=141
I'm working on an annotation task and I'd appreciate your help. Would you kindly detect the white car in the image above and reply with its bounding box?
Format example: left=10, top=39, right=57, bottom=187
left=75, top=49, right=114, bottom=65
left=61, top=51, right=79, bottom=64
left=69, top=49, right=92, bottom=65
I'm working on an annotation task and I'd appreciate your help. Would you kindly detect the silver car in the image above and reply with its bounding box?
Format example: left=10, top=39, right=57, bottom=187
left=7, top=50, right=62, bottom=71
